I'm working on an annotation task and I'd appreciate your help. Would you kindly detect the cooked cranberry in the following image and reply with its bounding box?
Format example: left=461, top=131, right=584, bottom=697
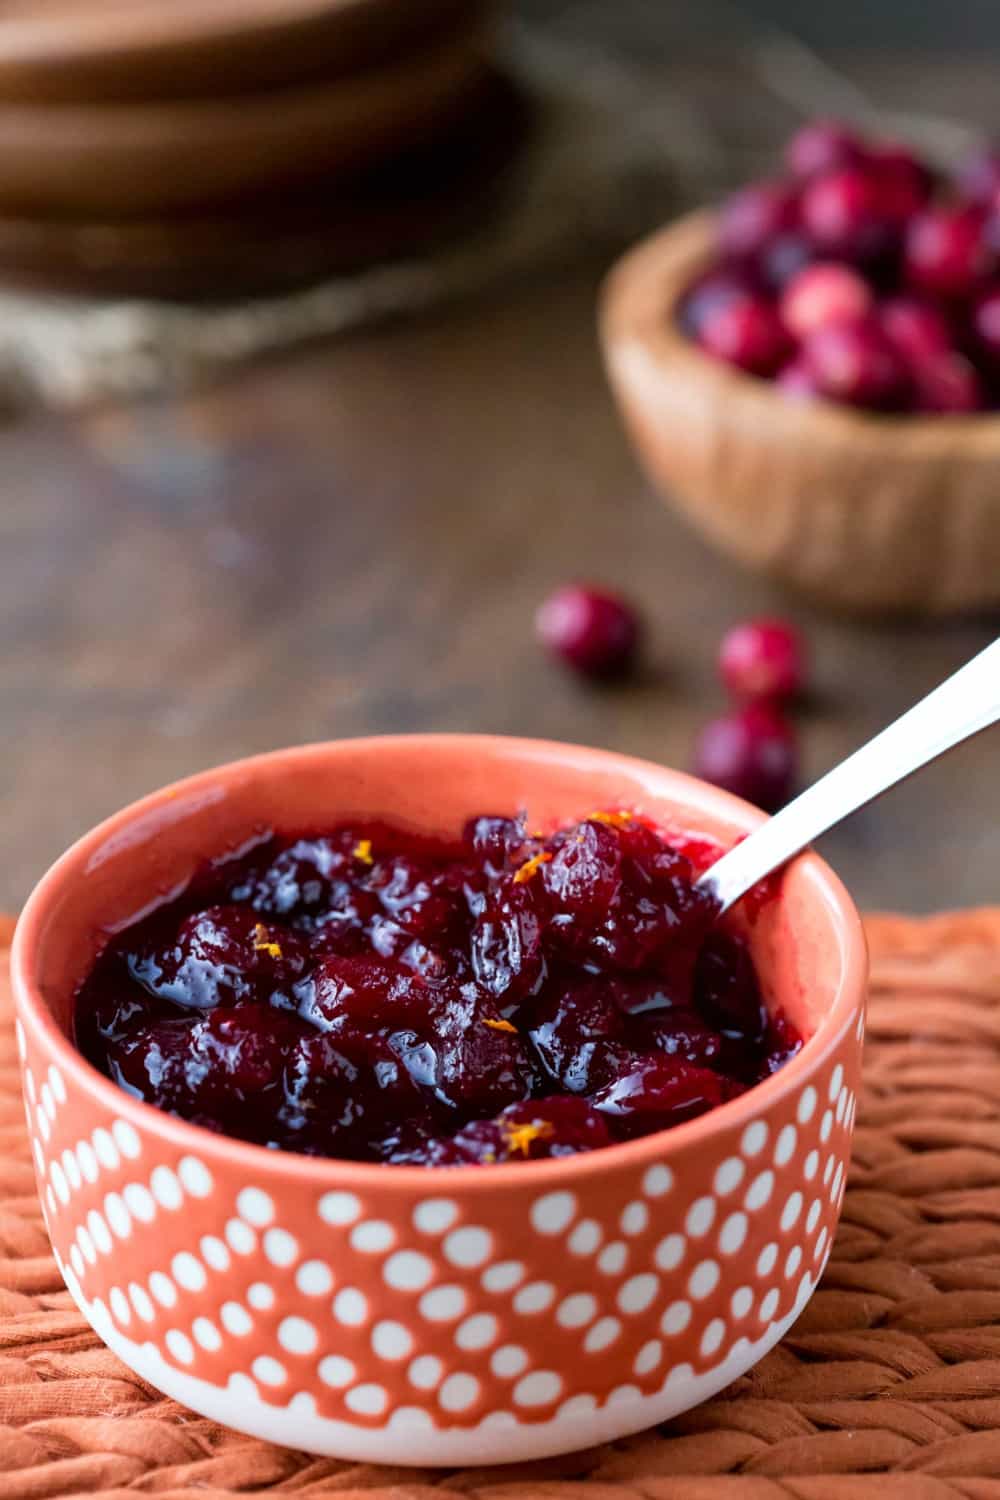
left=904, top=205, right=992, bottom=299
left=912, top=350, right=984, bottom=413
left=786, top=119, right=866, bottom=179
left=282, top=1030, right=424, bottom=1152
left=879, top=297, right=952, bottom=363
left=780, top=262, right=873, bottom=338
left=692, top=705, right=797, bottom=813
left=108, top=1004, right=296, bottom=1122
left=296, top=955, right=432, bottom=1034
left=718, top=181, right=798, bottom=259
left=77, top=812, right=799, bottom=1165
left=528, top=977, right=627, bottom=1094
left=677, top=267, right=758, bottom=338
left=471, top=876, right=547, bottom=1003
left=954, top=146, right=1000, bottom=204
left=800, top=166, right=897, bottom=264
left=126, top=905, right=303, bottom=1010
left=463, top=815, right=526, bottom=876
left=591, top=1055, right=725, bottom=1131
left=718, top=617, right=804, bottom=704
left=543, top=818, right=621, bottom=923
left=800, top=317, right=908, bottom=409
left=426, top=1001, right=536, bottom=1116
left=694, top=931, right=766, bottom=1040
left=535, top=583, right=640, bottom=678
left=970, top=286, right=1000, bottom=365
left=245, top=834, right=377, bottom=922
left=698, top=293, right=790, bottom=375
left=368, top=853, right=470, bottom=944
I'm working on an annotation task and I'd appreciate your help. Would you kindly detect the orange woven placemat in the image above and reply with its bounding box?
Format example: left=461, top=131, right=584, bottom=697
left=8, top=911, right=1000, bottom=1499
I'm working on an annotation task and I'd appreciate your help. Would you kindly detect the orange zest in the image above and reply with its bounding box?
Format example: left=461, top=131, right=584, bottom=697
left=352, top=839, right=374, bottom=866
left=586, top=809, right=634, bottom=827
left=483, top=1017, right=518, bottom=1034
left=513, top=851, right=552, bottom=884
left=500, top=1118, right=554, bottom=1157
left=252, top=922, right=283, bottom=960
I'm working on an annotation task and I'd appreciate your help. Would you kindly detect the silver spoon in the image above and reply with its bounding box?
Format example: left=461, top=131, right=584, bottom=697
left=698, top=637, right=1000, bottom=913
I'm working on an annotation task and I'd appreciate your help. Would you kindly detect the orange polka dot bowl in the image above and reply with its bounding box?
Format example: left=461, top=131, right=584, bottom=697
left=10, top=735, right=867, bottom=1464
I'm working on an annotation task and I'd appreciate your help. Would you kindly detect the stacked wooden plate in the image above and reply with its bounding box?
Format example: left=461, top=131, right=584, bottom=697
left=0, top=0, right=519, bottom=298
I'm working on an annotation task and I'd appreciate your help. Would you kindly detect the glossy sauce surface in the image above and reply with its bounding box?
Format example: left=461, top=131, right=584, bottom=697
left=75, top=812, right=801, bottom=1166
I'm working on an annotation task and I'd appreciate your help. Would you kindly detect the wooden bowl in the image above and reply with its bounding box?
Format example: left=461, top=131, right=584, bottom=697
left=0, top=8, right=490, bottom=216
left=599, top=212, right=1000, bottom=615
left=0, top=0, right=471, bottom=102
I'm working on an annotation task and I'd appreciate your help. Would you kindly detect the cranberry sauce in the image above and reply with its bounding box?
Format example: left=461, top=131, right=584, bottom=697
left=75, top=813, right=800, bottom=1167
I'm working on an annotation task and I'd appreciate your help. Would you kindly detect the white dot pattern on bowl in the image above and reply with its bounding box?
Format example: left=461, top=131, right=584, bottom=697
left=22, top=1009, right=855, bottom=1443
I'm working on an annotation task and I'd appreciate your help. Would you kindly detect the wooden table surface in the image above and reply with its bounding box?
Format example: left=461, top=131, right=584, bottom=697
left=3, top=258, right=998, bottom=917
left=3, top=9, right=1000, bottom=917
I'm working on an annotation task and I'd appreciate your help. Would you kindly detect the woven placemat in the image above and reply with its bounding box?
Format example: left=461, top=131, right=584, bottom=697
left=7, top=909, right=1000, bottom=1498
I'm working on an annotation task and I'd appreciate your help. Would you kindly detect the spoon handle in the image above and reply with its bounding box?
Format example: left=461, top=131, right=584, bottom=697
left=700, top=636, right=1000, bottom=913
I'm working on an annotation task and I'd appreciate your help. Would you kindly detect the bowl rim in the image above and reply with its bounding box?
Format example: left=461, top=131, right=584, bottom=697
left=10, top=733, right=868, bottom=1193
left=599, top=208, right=1000, bottom=451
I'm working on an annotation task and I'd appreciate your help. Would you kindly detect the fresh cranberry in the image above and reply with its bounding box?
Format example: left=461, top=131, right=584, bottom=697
left=718, top=181, right=798, bottom=259
left=757, top=232, right=816, bottom=293
left=775, top=356, right=822, bottom=401
left=780, top=262, right=873, bottom=338
left=970, top=286, right=1000, bottom=365
left=904, top=205, right=992, bottom=299
left=869, top=144, right=934, bottom=222
left=677, top=267, right=757, bottom=339
left=535, top=583, right=640, bottom=678
left=786, top=119, right=866, bottom=179
left=912, top=350, right=984, bottom=413
left=800, top=317, right=908, bottom=409
left=800, top=166, right=897, bottom=264
left=692, top=705, right=797, bottom=813
left=718, top=617, right=804, bottom=704
left=697, top=293, right=791, bottom=375
left=879, top=297, right=952, bottom=363
left=954, top=146, right=1000, bottom=204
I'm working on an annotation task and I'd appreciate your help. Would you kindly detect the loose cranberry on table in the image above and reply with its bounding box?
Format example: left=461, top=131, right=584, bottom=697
left=76, top=814, right=800, bottom=1165
left=535, top=583, right=640, bottom=678
left=718, top=617, right=804, bottom=704
left=692, top=705, right=797, bottom=814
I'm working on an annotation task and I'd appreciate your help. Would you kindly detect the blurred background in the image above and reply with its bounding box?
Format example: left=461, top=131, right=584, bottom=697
left=3, top=0, right=1000, bottom=914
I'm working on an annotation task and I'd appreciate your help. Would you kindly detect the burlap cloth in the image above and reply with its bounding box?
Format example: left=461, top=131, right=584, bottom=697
left=8, top=908, right=1000, bottom=1496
